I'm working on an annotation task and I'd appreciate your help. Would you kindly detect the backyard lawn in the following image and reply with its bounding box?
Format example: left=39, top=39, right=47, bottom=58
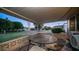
left=0, top=31, right=28, bottom=43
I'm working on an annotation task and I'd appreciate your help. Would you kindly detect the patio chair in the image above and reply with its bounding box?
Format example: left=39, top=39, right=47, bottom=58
left=45, top=39, right=66, bottom=51
left=30, top=41, right=39, bottom=46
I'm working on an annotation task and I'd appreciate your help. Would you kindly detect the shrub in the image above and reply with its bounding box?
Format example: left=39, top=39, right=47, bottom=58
left=51, top=28, right=64, bottom=33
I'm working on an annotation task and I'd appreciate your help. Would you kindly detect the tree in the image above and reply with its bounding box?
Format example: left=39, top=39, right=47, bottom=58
left=0, top=18, right=13, bottom=33
left=12, top=22, right=23, bottom=31
left=0, top=18, right=24, bottom=33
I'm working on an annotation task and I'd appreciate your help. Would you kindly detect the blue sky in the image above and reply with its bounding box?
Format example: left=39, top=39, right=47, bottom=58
left=0, top=12, right=67, bottom=28
left=0, top=13, right=34, bottom=28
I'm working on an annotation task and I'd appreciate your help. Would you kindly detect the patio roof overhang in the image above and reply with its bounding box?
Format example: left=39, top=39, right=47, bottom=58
left=0, top=7, right=79, bottom=24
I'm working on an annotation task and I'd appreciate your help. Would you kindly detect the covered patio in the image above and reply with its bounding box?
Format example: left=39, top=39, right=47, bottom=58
left=0, top=7, right=79, bottom=51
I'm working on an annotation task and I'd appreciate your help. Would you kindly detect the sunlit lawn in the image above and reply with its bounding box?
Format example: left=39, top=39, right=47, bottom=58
left=0, top=31, right=27, bottom=43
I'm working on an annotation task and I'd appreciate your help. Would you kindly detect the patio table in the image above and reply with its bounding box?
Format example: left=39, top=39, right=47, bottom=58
left=29, top=33, right=57, bottom=47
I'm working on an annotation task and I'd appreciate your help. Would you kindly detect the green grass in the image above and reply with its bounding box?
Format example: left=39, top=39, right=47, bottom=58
left=0, top=31, right=27, bottom=43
